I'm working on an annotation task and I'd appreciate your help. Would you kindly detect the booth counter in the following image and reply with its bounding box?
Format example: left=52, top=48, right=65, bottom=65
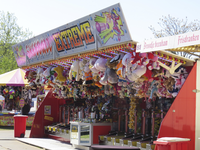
left=70, top=121, right=112, bottom=146
left=0, top=112, right=34, bottom=127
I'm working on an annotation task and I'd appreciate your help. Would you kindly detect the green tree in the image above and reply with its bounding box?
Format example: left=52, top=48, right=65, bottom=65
left=0, top=11, right=32, bottom=74
left=149, top=15, right=200, bottom=58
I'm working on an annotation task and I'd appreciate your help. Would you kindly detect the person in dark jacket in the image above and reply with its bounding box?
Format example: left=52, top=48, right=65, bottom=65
left=0, top=102, right=2, bottom=112
left=22, top=101, right=30, bottom=115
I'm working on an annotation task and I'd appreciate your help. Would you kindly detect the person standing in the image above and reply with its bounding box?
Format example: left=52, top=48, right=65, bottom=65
left=22, top=101, right=30, bottom=115
left=0, top=102, right=2, bottom=112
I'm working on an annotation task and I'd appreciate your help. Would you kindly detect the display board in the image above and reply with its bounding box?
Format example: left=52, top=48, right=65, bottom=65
left=0, top=114, right=34, bottom=127
left=12, top=3, right=132, bottom=67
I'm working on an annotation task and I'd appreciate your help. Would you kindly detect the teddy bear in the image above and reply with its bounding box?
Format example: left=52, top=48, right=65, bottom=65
left=27, top=71, right=37, bottom=83
left=43, top=66, right=52, bottom=78
left=122, top=53, right=134, bottom=77
left=54, top=65, right=66, bottom=82
left=127, top=65, right=147, bottom=82
left=163, top=77, right=175, bottom=91
left=99, top=59, right=119, bottom=85
left=60, top=85, right=68, bottom=99
left=94, top=58, right=107, bottom=72
left=79, top=59, right=87, bottom=80
left=35, top=67, right=44, bottom=85
left=89, top=58, right=102, bottom=86
left=82, top=61, right=93, bottom=85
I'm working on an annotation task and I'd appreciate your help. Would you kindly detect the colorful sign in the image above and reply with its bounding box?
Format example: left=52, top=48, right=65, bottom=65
left=71, top=125, right=78, bottom=140
left=12, top=3, right=132, bottom=67
left=0, top=115, right=34, bottom=127
left=12, top=45, right=26, bottom=67
left=44, top=105, right=51, bottom=115
left=19, top=98, right=25, bottom=108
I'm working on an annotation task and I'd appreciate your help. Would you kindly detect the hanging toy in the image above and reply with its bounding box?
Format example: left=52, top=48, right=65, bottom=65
left=3, top=88, right=8, bottom=95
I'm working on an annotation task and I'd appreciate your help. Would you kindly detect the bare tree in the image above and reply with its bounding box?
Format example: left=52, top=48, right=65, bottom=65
left=149, top=15, right=200, bottom=58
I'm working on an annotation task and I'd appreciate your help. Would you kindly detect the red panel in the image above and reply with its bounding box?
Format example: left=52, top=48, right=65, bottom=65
left=156, top=63, right=196, bottom=150
left=30, top=90, right=66, bottom=138
left=93, top=125, right=111, bottom=144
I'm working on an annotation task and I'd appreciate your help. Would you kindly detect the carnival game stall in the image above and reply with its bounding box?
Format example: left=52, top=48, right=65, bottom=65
left=11, top=3, right=200, bottom=150
left=0, top=68, right=36, bottom=127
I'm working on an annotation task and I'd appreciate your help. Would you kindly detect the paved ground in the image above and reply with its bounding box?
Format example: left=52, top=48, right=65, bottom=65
left=0, top=128, right=88, bottom=150
left=0, top=128, right=43, bottom=150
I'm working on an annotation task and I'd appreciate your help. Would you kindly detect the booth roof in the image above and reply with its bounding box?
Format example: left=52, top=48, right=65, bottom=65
left=157, top=50, right=195, bottom=66
left=0, top=68, right=28, bottom=86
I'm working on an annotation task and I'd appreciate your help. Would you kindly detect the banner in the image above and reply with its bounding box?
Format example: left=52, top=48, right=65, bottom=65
left=174, top=30, right=200, bottom=48
left=136, top=37, right=172, bottom=53
left=12, top=3, right=132, bottom=67
left=136, top=30, right=200, bottom=53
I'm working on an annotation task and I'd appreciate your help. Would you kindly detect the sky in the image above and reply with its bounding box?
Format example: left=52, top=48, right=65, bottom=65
left=0, top=0, right=199, bottom=42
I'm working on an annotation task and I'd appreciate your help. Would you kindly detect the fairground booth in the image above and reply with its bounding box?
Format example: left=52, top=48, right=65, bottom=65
left=0, top=68, right=34, bottom=127
left=12, top=3, right=200, bottom=150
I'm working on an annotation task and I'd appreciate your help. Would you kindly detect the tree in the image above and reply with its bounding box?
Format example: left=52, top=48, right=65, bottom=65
left=0, top=11, right=32, bottom=74
left=149, top=15, right=200, bottom=58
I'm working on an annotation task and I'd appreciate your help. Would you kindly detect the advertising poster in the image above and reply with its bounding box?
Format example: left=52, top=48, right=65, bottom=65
left=44, top=105, right=51, bottom=115
left=71, top=125, right=78, bottom=140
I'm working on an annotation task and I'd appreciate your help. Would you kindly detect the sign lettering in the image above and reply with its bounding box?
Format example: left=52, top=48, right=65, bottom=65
left=53, top=21, right=95, bottom=52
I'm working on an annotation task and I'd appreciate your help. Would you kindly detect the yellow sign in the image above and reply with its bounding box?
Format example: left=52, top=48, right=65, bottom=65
left=71, top=125, right=78, bottom=132
left=44, top=116, right=54, bottom=121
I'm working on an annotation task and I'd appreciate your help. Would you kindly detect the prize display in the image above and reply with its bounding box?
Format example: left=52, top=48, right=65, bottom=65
left=23, top=43, right=189, bottom=134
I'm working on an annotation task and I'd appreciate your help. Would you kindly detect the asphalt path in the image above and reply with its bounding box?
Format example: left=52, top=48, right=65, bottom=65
left=0, top=128, right=43, bottom=150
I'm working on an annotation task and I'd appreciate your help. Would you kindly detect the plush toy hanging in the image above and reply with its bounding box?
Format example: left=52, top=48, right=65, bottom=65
left=94, top=58, right=107, bottom=72
left=54, top=66, right=66, bottom=82
left=9, top=88, right=15, bottom=100
left=83, top=61, right=93, bottom=85
left=43, top=66, right=52, bottom=77
left=35, top=67, right=44, bottom=85
left=3, top=88, right=8, bottom=95
left=69, top=60, right=81, bottom=81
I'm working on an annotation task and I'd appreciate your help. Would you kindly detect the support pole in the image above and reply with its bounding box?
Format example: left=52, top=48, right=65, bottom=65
left=142, top=109, right=146, bottom=137
left=125, top=110, right=128, bottom=134
left=134, top=110, right=137, bottom=135
left=118, top=110, right=121, bottom=132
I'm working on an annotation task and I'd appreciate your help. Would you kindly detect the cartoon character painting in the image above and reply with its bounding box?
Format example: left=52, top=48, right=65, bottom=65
left=111, top=9, right=121, bottom=41
left=95, top=8, right=124, bottom=44
left=13, top=45, right=26, bottom=66
left=14, top=45, right=25, bottom=58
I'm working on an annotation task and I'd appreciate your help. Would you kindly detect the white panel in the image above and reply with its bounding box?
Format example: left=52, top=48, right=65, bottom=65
left=195, top=60, right=200, bottom=150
